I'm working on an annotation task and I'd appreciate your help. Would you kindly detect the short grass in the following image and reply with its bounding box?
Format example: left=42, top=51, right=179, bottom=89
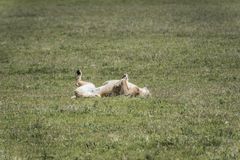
left=0, top=0, right=240, bottom=159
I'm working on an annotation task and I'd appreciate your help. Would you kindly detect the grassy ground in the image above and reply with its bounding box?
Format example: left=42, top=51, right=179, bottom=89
left=0, top=0, right=240, bottom=159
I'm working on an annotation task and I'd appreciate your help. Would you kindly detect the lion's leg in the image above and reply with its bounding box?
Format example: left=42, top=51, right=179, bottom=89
left=119, top=75, right=130, bottom=95
left=119, top=75, right=140, bottom=96
left=120, top=82, right=129, bottom=95
left=75, top=69, right=82, bottom=86
left=75, top=69, right=91, bottom=87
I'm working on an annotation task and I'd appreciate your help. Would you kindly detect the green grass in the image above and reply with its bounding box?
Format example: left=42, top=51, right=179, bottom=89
left=0, top=0, right=240, bottom=159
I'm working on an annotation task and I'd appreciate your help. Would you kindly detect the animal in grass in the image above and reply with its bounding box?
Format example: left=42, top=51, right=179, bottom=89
left=71, top=69, right=150, bottom=98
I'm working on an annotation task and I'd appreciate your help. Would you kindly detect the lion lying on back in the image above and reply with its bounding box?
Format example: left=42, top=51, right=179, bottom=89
left=71, top=69, right=150, bottom=98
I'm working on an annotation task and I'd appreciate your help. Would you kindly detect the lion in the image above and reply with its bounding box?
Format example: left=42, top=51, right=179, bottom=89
left=71, top=69, right=150, bottom=98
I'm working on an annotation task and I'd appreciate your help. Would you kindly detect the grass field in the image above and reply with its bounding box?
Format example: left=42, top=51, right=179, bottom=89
left=0, top=0, right=240, bottom=159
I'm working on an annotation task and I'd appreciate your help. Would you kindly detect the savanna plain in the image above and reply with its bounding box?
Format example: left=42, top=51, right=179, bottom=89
left=0, top=0, right=240, bottom=159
